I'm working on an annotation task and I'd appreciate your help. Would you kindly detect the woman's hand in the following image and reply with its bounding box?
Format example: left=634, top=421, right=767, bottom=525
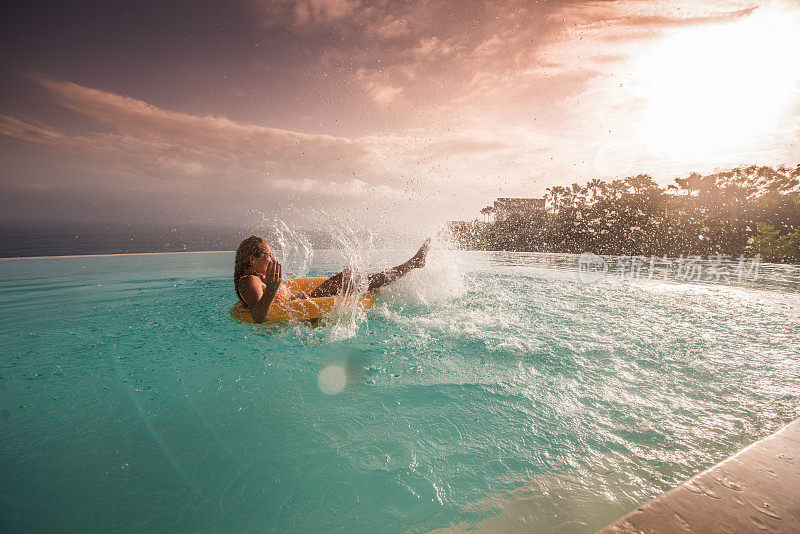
left=263, top=257, right=283, bottom=290
left=239, top=257, right=283, bottom=324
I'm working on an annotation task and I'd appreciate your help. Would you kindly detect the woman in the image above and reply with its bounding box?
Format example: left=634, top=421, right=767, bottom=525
left=234, top=235, right=430, bottom=323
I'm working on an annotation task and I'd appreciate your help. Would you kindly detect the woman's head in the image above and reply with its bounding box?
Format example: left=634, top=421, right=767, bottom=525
left=234, top=235, right=272, bottom=297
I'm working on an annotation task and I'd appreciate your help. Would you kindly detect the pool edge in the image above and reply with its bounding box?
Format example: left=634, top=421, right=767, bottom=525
left=595, top=418, right=800, bottom=533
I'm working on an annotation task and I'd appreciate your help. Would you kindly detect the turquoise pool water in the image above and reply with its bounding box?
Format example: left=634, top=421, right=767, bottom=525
left=1, top=248, right=799, bottom=532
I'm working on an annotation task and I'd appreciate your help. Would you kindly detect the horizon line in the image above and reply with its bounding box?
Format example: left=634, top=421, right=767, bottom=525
left=0, top=250, right=236, bottom=261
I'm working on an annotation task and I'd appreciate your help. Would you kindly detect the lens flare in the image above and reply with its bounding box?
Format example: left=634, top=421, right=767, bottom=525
left=637, top=4, right=800, bottom=156
left=318, top=364, right=348, bottom=394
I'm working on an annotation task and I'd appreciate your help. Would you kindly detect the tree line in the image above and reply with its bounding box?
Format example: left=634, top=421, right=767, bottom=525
left=446, top=164, right=800, bottom=264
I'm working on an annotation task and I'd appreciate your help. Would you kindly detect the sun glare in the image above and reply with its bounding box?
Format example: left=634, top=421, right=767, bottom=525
left=638, top=4, right=800, bottom=156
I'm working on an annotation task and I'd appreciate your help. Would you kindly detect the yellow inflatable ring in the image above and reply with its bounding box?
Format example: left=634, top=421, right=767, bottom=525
left=230, top=277, right=376, bottom=323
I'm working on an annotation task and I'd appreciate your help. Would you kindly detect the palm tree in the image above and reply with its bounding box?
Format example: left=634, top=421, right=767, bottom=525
left=606, top=179, right=626, bottom=201
left=587, top=178, right=604, bottom=203
left=673, top=172, right=703, bottom=197
left=625, top=174, right=658, bottom=195
left=571, top=183, right=587, bottom=207
left=546, top=186, right=566, bottom=213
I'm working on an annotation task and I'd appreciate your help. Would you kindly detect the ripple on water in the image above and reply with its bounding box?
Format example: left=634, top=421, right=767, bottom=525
left=0, top=249, right=799, bottom=532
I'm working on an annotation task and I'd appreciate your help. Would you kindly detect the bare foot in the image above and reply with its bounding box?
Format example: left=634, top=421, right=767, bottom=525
left=409, top=238, right=431, bottom=268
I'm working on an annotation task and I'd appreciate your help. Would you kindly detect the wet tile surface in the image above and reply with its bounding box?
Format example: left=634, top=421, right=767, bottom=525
left=597, top=419, right=800, bottom=533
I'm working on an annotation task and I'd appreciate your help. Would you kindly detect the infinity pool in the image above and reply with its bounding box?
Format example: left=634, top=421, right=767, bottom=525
left=1, top=248, right=798, bottom=532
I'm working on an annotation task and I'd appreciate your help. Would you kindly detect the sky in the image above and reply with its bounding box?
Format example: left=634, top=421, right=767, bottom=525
left=1, top=0, right=799, bottom=236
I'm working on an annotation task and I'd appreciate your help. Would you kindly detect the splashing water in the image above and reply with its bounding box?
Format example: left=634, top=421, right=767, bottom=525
left=265, top=215, right=464, bottom=343
left=271, top=219, right=315, bottom=280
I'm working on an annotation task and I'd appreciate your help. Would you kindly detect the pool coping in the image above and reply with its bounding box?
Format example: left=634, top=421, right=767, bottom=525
left=595, top=418, right=800, bottom=533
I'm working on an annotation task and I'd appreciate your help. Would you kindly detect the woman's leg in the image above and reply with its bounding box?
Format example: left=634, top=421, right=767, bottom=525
left=308, top=239, right=430, bottom=298
left=306, top=269, right=350, bottom=298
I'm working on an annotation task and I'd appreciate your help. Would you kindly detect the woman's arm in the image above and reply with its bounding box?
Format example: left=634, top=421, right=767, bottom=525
left=239, top=259, right=283, bottom=323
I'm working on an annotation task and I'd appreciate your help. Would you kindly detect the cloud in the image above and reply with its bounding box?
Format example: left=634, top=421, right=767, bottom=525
left=263, top=0, right=768, bottom=134
left=249, top=1, right=564, bottom=118
left=255, top=0, right=356, bottom=26
left=367, top=84, right=404, bottom=106
left=0, top=77, right=538, bottom=207
left=250, top=0, right=789, bottom=148
left=2, top=77, right=374, bottom=186
left=553, top=1, right=758, bottom=32
left=410, top=137, right=511, bottom=157
left=3, top=1, right=798, bottom=230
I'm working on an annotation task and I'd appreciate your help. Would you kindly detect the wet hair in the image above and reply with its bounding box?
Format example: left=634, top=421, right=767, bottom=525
left=233, top=235, right=268, bottom=303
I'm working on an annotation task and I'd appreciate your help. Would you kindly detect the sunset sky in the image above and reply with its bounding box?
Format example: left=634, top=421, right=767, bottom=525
left=1, top=0, right=799, bottom=236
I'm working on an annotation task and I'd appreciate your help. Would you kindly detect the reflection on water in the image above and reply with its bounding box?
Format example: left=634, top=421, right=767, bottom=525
left=491, top=250, right=800, bottom=293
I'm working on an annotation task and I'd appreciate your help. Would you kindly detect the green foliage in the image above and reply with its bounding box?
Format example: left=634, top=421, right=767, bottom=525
left=748, top=222, right=800, bottom=263
left=449, top=164, right=800, bottom=264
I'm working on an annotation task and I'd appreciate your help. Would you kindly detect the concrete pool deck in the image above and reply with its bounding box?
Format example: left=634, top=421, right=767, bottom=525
left=596, top=419, right=800, bottom=533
